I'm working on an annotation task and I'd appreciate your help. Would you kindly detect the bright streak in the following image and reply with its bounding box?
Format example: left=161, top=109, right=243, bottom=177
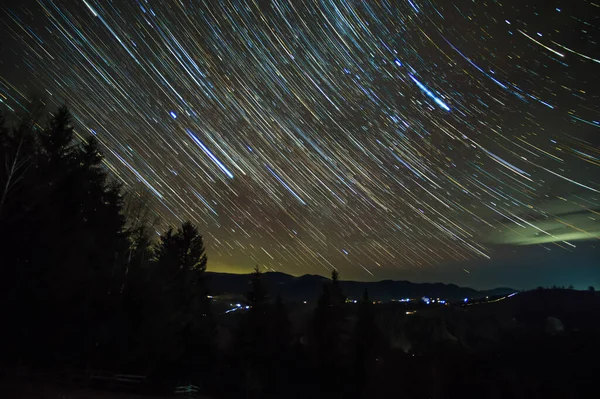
left=82, top=0, right=98, bottom=17
left=407, top=0, right=420, bottom=13
left=518, top=30, right=565, bottom=58
left=534, top=163, right=600, bottom=194
left=186, top=129, right=234, bottom=179
left=409, top=74, right=451, bottom=111
left=571, top=115, right=600, bottom=129
left=105, top=147, right=163, bottom=199
left=265, top=164, right=307, bottom=205
left=474, top=142, right=532, bottom=181
left=551, top=41, right=600, bottom=64
left=521, top=157, right=600, bottom=193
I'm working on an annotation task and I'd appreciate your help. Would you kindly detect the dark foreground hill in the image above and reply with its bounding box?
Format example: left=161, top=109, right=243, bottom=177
left=206, top=271, right=515, bottom=302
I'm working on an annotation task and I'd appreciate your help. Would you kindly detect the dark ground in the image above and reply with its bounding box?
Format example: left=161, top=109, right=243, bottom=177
left=0, top=380, right=214, bottom=399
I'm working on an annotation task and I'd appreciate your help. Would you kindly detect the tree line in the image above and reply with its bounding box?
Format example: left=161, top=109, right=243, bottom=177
left=0, top=105, right=213, bottom=375
left=0, top=105, right=381, bottom=398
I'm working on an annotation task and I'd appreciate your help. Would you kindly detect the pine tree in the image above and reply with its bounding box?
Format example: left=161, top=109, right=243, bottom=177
left=0, top=106, right=131, bottom=367
left=151, top=221, right=212, bottom=381
left=313, top=270, right=348, bottom=397
left=330, top=269, right=346, bottom=305
left=237, top=266, right=270, bottom=398
left=246, top=265, right=268, bottom=310
left=156, top=221, right=207, bottom=280
left=40, top=106, right=76, bottom=161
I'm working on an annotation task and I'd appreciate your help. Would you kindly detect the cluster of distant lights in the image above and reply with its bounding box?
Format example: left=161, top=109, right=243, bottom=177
left=418, top=297, right=447, bottom=305
left=381, top=297, right=449, bottom=304
left=224, top=303, right=250, bottom=314
left=0, top=0, right=598, bottom=278
left=218, top=292, right=517, bottom=312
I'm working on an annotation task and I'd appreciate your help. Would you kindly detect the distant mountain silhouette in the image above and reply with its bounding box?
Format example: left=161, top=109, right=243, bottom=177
left=206, top=271, right=515, bottom=302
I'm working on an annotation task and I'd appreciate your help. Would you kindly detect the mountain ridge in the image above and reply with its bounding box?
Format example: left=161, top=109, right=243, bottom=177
left=206, top=271, right=515, bottom=302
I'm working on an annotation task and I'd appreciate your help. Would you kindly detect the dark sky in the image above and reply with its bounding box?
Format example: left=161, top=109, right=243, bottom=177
left=0, top=0, right=599, bottom=289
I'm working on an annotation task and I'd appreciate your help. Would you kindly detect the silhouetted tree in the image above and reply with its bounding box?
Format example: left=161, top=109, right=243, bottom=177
left=233, top=267, right=296, bottom=398
left=589, top=286, right=595, bottom=292
left=123, top=188, right=159, bottom=275
left=0, top=116, right=32, bottom=219
left=150, top=221, right=212, bottom=380
left=246, top=265, right=268, bottom=310
left=313, top=270, right=348, bottom=397
left=114, top=189, right=161, bottom=369
left=0, top=107, right=130, bottom=368
left=236, top=266, right=271, bottom=398
left=0, top=105, right=223, bottom=390
left=330, top=269, right=346, bottom=306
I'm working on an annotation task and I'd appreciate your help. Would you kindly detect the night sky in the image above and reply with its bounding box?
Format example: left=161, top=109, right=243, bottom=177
left=1, top=0, right=599, bottom=289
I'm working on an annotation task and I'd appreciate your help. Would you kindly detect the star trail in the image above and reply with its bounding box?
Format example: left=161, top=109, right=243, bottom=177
left=0, top=0, right=598, bottom=281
